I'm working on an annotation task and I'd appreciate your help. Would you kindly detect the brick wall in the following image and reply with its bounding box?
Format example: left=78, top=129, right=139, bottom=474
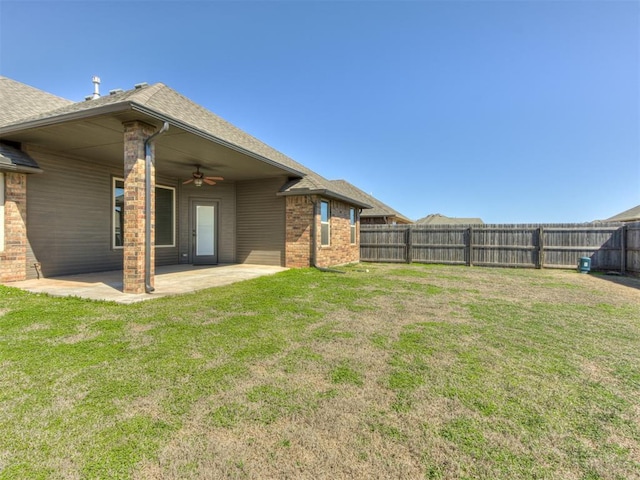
left=0, top=172, right=28, bottom=282
left=285, top=195, right=360, bottom=268
left=122, top=121, right=156, bottom=294
left=316, top=198, right=360, bottom=267
left=285, top=195, right=313, bottom=267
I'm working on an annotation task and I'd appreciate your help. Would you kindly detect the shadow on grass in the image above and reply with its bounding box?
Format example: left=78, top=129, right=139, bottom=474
left=590, top=270, right=640, bottom=292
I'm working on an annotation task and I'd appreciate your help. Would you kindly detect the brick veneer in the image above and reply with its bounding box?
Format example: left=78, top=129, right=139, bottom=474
left=285, top=195, right=314, bottom=267
left=285, top=195, right=360, bottom=268
left=123, top=121, right=157, bottom=294
left=0, top=173, right=27, bottom=282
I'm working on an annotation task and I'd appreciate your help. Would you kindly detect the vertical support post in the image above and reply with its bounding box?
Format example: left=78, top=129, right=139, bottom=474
left=122, top=121, right=157, bottom=294
left=468, top=226, right=474, bottom=267
left=406, top=224, right=413, bottom=263
left=537, top=226, right=545, bottom=269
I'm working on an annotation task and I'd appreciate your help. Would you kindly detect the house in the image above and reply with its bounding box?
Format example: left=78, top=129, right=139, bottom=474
left=329, top=180, right=412, bottom=225
left=416, top=213, right=484, bottom=225
left=604, top=205, right=640, bottom=223
left=0, top=76, right=371, bottom=293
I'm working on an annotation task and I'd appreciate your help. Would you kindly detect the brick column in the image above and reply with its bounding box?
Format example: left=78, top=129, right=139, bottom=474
left=285, top=195, right=315, bottom=267
left=123, top=121, right=157, bottom=294
left=0, top=173, right=28, bottom=282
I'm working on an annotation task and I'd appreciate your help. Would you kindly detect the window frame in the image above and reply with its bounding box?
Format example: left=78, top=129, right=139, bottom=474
left=350, top=207, right=357, bottom=244
left=112, top=177, right=176, bottom=249
left=320, top=199, right=330, bottom=247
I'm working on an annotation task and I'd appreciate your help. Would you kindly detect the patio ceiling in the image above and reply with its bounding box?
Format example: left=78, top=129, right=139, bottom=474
left=2, top=111, right=299, bottom=183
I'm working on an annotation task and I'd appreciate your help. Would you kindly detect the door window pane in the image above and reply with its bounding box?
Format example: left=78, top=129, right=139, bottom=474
left=196, top=205, right=215, bottom=256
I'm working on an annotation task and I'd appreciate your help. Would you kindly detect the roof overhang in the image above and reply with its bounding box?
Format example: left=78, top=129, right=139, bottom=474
left=0, top=142, right=43, bottom=174
left=0, top=100, right=306, bottom=179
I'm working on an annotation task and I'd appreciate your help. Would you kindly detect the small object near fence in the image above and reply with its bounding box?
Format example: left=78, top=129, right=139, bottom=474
left=578, top=257, right=591, bottom=273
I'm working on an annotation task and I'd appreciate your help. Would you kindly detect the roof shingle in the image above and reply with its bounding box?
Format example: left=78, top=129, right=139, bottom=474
left=0, top=76, right=73, bottom=127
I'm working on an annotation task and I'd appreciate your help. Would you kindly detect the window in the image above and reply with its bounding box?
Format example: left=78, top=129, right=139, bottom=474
left=320, top=200, right=330, bottom=246
left=0, top=173, right=4, bottom=252
left=350, top=207, right=356, bottom=244
left=113, top=178, right=175, bottom=248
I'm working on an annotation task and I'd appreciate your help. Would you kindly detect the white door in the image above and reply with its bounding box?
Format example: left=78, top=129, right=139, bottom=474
left=192, top=201, right=218, bottom=264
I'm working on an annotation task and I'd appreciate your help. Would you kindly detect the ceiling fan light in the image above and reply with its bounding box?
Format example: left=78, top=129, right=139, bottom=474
left=194, top=178, right=203, bottom=187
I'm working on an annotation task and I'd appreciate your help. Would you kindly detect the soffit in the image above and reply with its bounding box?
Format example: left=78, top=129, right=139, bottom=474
left=2, top=113, right=296, bottom=182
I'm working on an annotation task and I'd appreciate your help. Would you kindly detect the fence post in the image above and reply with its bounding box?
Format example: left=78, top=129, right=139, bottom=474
left=537, top=226, right=545, bottom=269
left=467, top=226, right=473, bottom=267
left=406, top=225, right=413, bottom=264
left=621, top=225, right=627, bottom=274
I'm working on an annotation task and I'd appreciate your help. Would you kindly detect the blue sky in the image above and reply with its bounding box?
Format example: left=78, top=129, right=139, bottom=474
left=1, top=0, right=638, bottom=223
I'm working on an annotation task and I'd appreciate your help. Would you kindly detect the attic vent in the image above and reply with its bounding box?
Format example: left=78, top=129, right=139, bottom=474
left=109, top=88, right=124, bottom=95
left=134, top=82, right=148, bottom=89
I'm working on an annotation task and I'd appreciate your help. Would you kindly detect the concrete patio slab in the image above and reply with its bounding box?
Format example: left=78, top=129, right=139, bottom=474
left=3, top=264, right=288, bottom=304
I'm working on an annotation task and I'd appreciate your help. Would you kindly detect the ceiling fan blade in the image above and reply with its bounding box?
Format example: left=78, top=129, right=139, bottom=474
left=182, top=178, right=194, bottom=185
left=205, top=176, right=224, bottom=181
left=203, top=179, right=217, bottom=186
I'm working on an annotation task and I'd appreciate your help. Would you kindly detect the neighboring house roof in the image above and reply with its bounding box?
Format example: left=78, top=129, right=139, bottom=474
left=329, top=180, right=412, bottom=223
left=0, top=142, right=42, bottom=173
left=0, top=77, right=73, bottom=127
left=605, top=205, right=640, bottom=223
left=417, top=214, right=484, bottom=225
left=0, top=77, right=370, bottom=209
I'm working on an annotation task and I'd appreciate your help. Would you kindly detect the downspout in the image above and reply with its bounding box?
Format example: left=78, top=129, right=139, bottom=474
left=143, top=122, right=169, bottom=293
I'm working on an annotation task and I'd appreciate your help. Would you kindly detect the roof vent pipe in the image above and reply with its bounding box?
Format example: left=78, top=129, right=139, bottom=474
left=91, top=76, right=101, bottom=99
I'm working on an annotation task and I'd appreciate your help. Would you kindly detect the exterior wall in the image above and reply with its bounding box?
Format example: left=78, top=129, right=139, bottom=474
left=285, top=195, right=360, bottom=268
left=25, top=147, right=124, bottom=279
left=178, top=181, right=236, bottom=264
left=236, top=177, right=286, bottom=266
left=0, top=172, right=27, bottom=282
left=24, top=145, right=180, bottom=281
left=316, top=198, right=360, bottom=267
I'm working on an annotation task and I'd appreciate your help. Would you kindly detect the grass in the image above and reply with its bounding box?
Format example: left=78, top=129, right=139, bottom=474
left=1, top=264, right=639, bottom=479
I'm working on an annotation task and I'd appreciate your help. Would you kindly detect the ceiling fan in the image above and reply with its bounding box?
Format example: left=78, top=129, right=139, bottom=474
left=182, top=165, right=224, bottom=187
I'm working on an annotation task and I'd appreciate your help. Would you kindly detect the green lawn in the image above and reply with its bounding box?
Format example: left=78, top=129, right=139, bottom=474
left=1, top=264, right=639, bottom=479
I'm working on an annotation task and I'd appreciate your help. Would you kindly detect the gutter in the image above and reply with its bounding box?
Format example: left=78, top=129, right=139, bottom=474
left=143, top=121, right=169, bottom=293
left=0, top=165, right=43, bottom=174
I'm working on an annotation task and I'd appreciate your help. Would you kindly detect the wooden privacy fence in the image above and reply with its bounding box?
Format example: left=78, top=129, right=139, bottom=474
left=360, top=222, right=640, bottom=274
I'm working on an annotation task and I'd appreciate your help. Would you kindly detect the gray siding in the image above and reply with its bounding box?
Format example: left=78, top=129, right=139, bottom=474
left=236, top=177, right=286, bottom=266
left=178, top=181, right=236, bottom=264
left=25, top=146, right=179, bottom=279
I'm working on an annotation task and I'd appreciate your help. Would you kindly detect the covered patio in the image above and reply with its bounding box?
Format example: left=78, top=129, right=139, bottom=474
left=2, top=264, right=287, bottom=304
